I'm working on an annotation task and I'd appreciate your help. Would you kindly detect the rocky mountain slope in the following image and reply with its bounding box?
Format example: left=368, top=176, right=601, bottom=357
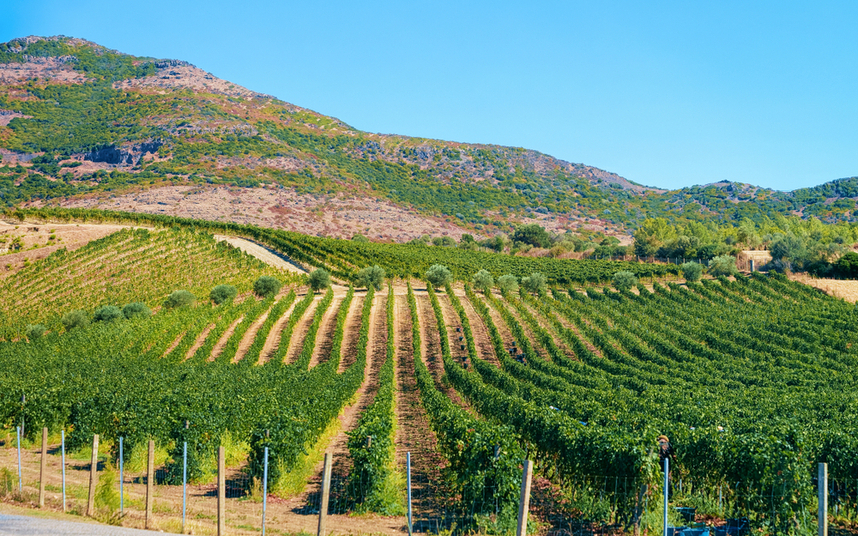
left=0, top=35, right=856, bottom=240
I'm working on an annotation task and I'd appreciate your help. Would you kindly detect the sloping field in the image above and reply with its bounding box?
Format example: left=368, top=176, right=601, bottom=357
left=2, top=211, right=858, bottom=535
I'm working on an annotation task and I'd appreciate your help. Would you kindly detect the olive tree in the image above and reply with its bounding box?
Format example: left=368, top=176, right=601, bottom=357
left=308, top=269, right=332, bottom=293
left=93, top=305, right=123, bottom=322
left=612, top=270, right=638, bottom=291
left=164, top=290, right=195, bottom=309
left=497, top=274, right=519, bottom=293
left=708, top=255, right=738, bottom=277
left=254, top=276, right=282, bottom=298
left=472, top=269, right=494, bottom=294
left=355, top=265, right=385, bottom=290
left=680, top=261, right=704, bottom=282
left=425, top=264, right=453, bottom=288
left=521, top=272, right=547, bottom=295
left=123, top=302, right=151, bottom=319
left=211, top=284, right=238, bottom=305
left=61, top=310, right=90, bottom=331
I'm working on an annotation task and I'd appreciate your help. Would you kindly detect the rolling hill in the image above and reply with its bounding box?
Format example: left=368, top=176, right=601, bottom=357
left=1, top=35, right=857, bottom=241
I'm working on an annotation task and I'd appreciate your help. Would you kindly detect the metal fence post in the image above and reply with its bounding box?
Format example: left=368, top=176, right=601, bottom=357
left=218, top=445, right=225, bottom=536
left=407, top=452, right=413, bottom=536
left=61, top=430, right=66, bottom=513
left=819, top=462, right=828, bottom=536
left=182, top=441, right=187, bottom=534
left=87, top=434, right=99, bottom=517
left=119, top=436, right=123, bottom=516
left=663, top=458, right=669, bottom=536
left=517, top=459, right=533, bottom=536
left=262, top=446, right=268, bottom=536
left=16, top=426, right=21, bottom=492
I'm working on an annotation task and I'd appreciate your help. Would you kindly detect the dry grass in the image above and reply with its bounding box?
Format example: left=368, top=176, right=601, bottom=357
left=790, top=273, right=858, bottom=303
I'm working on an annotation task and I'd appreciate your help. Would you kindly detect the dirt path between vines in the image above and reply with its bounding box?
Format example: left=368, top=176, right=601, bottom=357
left=337, top=294, right=365, bottom=373
left=283, top=296, right=322, bottom=365
left=453, top=286, right=502, bottom=367
left=393, top=285, right=447, bottom=531
left=298, top=291, right=387, bottom=509
left=308, top=296, right=344, bottom=368
left=257, top=293, right=301, bottom=364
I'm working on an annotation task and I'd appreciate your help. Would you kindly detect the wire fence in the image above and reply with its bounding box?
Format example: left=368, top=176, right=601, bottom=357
left=0, top=431, right=851, bottom=535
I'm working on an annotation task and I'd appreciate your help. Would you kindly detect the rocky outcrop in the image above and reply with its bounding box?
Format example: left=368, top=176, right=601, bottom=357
left=84, top=141, right=162, bottom=166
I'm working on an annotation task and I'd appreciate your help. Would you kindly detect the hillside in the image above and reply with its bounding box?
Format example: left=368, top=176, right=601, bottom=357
left=2, top=211, right=858, bottom=535
left=1, top=35, right=857, bottom=242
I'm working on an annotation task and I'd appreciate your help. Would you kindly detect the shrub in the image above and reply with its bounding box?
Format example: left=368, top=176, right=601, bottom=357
left=355, top=265, right=385, bottom=290
left=425, top=264, right=452, bottom=288
left=472, top=269, right=494, bottom=294
left=253, top=276, right=282, bottom=298
left=62, top=310, right=90, bottom=331
left=512, top=223, right=550, bottom=248
left=122, top=302, right=151, bottom=319
left=521, top=272, right=547, bottom=295
left=497, top=274, right=519, bottom=293
left=210, top=284, right=238, bottom=305
left=25, top=324, right=46, bottom=340
left=708, top=255, right=738, bottom=277
left=681, top=261, right=704, bottom=282
left=163, top=290, right=195, bottom=309
left=612, top=271, right=638, bottom=291
left=308, top=269, right=331, bottom=292
left=352, top=234, right=369, bottom=243
left=93, top=305, right=123, bottom=322
left=835, top=252, right=858, bottom=278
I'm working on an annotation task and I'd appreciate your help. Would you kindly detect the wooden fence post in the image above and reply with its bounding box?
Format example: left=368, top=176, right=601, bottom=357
left=218, top=445, right=225, bottom=536
left=317, top=453, right=332, bottom=536
left=86, top=434, right=99, bottom=517
left=517, top=459, right=533, bottom=536
left=38, top=427, right=47, bottom=507
left=146, top=440, right=154, bottom=529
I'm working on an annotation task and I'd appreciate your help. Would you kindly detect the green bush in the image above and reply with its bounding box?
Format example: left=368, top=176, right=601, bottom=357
left=355, top=265, right=385, bottom=290
left=25, top=324, right=46, bottom=340
left=472, top=269, right=494, bottom=294
left=122, top=302, right=151, bottom=319
left=497, top=274, right=519, bottom=293
left=708, top=255, right=738, bottom=277
left=425, top=264, right=452, bottom=288
left=521, top=272, right=547, bottom=295
left=308, top=269, right=332, bottom=292
left=612, top=270, right=638, bottom=291
left=512, top=223, right=550, bottom=248
left=163, top=290, right=195, bottom=309
left=210, top=284, right=238, bottom=305
left=253, top=276, right=282, bottom=298
left=93, top=305, right=122, bottom=322
left=681, top=261, right=704, bottom=282
left=61, top=310, right=90, bottom=331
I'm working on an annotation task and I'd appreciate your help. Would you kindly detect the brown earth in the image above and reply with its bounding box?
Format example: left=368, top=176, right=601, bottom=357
left=55, top=185, right=482, bottom=242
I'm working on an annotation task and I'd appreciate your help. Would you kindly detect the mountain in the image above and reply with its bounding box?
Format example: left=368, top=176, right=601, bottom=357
left=1, top=35, right=857, bottom=241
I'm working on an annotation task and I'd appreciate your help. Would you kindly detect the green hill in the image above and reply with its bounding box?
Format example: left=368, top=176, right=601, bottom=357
left=1, top=35, right=857, bottom=235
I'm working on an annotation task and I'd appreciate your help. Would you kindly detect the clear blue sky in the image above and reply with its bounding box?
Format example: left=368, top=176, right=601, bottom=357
left=3, top=1, right=857, bottom=191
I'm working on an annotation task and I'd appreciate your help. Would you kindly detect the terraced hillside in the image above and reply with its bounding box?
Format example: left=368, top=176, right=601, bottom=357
left=2, top=213, right=858, bottom=535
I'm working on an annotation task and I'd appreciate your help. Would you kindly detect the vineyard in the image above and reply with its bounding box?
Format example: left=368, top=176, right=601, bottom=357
left=2, top=211, right=858, bottom=535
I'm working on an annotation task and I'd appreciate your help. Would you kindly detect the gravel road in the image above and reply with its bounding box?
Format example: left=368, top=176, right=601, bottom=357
left=0, top=513, right=157, bottom=535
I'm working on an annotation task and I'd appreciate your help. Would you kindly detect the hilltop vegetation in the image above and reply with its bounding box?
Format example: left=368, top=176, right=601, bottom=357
left=1, top=35, right=858, bottom=242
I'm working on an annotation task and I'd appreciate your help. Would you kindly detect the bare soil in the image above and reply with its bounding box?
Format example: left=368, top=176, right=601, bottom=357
left=282, top=296, right=322, bottom=365
left=308, top=296, right=344, bottom=368
left=257, top=296, right=301, bottom=365
left=0, top=222, right=131, bottom=277
left=337, top=294, right=366, bottom=373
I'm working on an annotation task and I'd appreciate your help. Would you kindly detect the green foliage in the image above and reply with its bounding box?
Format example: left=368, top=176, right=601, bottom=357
left=355, top=265, right=385, bottom=290
left=163, top=290, right=195, bottom=309
left=612, top=270, right=638, bottom=291
left=681, top=261, right=704, bottom=282
left=352, top=234, right=369, bottom=243
left=512, top=223, right=550, bottom=248
left=61, top=309, right=89, bottom=331
left=835, top=251, right=858, bottom=278
left=708, top=255, right=738, bottom=276
left=122, top=302, right=151, bottom=319
left=425, top=264, right=452, bottom=288
left=253, top=276, right=282, bottom=298
left=472, top=269, right=494, bottom=294
left=210, top=284, right=238, bottom=305
left=520, top=272, right=547, bottom=295
left=25, top=324, right=45, bottom=340
left=93, top=305, right=122, bottom=322
left=496, top=274, right=519, bottom=293
left=308, top=268, right=331, bottom=292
